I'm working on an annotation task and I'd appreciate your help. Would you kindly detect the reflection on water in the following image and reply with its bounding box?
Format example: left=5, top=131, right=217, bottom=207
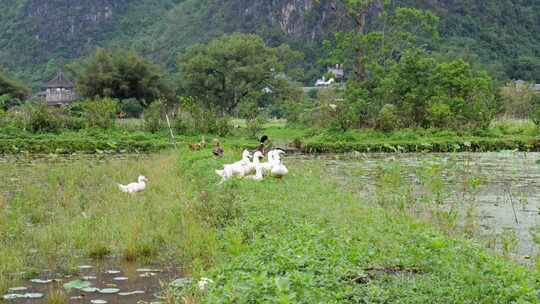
left=293, top=152, right=540, bottom=259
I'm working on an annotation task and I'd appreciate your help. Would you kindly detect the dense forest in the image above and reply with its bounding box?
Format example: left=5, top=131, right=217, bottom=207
left=0, top=0, right=539, bottom=89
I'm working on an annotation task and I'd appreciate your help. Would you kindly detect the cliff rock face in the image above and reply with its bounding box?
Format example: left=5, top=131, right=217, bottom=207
left=228, top=0, right=343, bottom=40
left=24, top=0, right=128, bottom=59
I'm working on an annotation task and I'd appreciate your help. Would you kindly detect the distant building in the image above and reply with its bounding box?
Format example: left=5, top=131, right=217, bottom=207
left=314, top=64, right=344, bottom=87
left=38, top=71, right=78, bottom=106
left=513, top=79, right=540, bottom=92
left=327, top=64, right=344, bottom=80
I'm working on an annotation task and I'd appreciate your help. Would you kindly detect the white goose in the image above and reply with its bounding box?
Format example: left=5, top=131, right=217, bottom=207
left=245, top=151, right=265, bottom=181
left=118, top=175, right=148, bottom=193
left=258, top=150, right=276, bottom=175
left=216, top=150, right=254, bottom=181
left=270, top=150, right=288, bottom=179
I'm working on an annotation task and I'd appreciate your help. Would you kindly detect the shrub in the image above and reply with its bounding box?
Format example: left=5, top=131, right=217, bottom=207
left=82, top=98, right=118, bottom=129
left=10, top=102, right=66, bottom=133
left=377, top=104, right=401, bottom=132
left=120, top=98, right=144, bottom=118
left=531, top=107, right=540, bottom=126
left=174, top=110, right=197, bottom=135
left=246, top=115, right=266, bottom=139
left=174, top=97, right=232, bottom=136
left=144, top=101, right=164, bottom=133
left=213, top=115, right=232, bottom=137
left=427, top=102, right=454, bottom=128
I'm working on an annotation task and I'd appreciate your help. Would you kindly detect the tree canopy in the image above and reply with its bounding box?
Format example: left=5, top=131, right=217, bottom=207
left=0, top=67, right=29, bottom=100
left=68, top=48, right=172, bottom=105
left=177, top=33, right=302, bottom=114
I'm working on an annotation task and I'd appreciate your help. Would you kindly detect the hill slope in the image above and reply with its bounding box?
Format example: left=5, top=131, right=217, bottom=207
left=0, top=0, right=539, bottom=89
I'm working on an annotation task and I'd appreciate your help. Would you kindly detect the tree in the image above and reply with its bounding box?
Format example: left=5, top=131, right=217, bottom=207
left=330, top=1, right=438, bottom=81
left=177, top=33, right=302, bottom=114
left=339, top=0, right=380, bottom=80
left=68, top=49, right=172, bottom=105
left=373, top=50, right=496, bottom=129
left=500, top=81, right=537, bottom=119
left=0, top=67, right=29, bottom=101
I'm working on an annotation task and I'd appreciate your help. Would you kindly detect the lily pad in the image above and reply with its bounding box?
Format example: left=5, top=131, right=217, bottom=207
left=106, top=270, right=121, bottom=274
left=99, top=288, right=120, bottom=294
left=136, top=268, right=153, bottom=272
left=170, top=278, right=193, bottom=288
left=30, top=279, right=53, bottom=284
left=119, top=290, right=145, bottom=296
left=24, top=293, right=44, bottom=299
left=64, top=279, right=92, bottom=291
left=91, top=300, right=108, bottom=304
left=113, top=277, right=129, bottom=281
left=78, top=265, right=93, bottom=270
left=82, top=276, right=97, bottom=280
left=81, top=287, right=99, bottom=293
left=8, top=287, right=28, bottom=292
left=3, top=294, right=22, bottom=300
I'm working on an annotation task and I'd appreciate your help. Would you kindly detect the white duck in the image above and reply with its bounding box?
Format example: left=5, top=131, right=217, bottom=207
left=270, top=150, right=288, bottom=179
left=118, top=175, right=148, bottom=193
left=216, top=150, right=255, bottom=182
left=245, top=151, right=265, bottom=181
left=257, top=150, right=277, bottom=175
left=235, top=149, right=252, bottom=166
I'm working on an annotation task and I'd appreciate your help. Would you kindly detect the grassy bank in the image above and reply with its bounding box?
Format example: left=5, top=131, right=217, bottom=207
left=1, top=119, right=539, bottom=155
left=0, top=129, right=170, bottom=154
left=2, top=148, right=540, bottom=302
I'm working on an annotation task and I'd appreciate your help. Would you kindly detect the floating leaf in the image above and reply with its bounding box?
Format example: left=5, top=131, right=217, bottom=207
left=170, top=278, right=193, bottom=288
left=136, top=268, right=153, bottom=272
left=30, top=279, right=52, bottom=284
left=25, top=293, right=44, bottom=299
left=106, top=270, right=121, bottom=274
left=3, top=294, right=22, bottom=300
left=113, top=277, right=128, bottom=281
left=119, top=290, right=145, bottom=296
left=91, top=300, right=108, bottom=304
left=99, top=288, right=120, bottom=294
left=63, top=280, right=92, bottom=291
left=81, top=287, right=99, bottom=293
left=8, top=287, right=27, bottom=292
left=78, top=265, right=93, bottom=270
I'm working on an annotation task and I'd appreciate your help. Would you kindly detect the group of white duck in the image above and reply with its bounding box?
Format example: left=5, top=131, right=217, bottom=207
left=117, top=142, right=288, bottom=193
left=215, top=149, right=289, bottom=182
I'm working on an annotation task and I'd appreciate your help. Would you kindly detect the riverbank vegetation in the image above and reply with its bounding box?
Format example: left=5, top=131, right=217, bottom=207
left=2, top=149, right=540, bottom=302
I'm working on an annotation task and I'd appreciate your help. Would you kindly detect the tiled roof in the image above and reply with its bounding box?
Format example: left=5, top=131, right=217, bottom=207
left=47, top=71, right=74, bottom=89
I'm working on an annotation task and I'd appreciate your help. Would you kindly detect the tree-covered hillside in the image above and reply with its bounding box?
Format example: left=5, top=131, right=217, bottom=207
left=1, top=0, right=539, bottom=90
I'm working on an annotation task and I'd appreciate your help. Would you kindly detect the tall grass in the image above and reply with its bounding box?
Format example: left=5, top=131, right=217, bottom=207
left=0, top=151, right=219, bottom=288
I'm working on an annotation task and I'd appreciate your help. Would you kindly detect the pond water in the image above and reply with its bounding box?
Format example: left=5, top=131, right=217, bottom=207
left=293, top=152, right=540, bottom=260
left=4, top=261, right=177, bottom=303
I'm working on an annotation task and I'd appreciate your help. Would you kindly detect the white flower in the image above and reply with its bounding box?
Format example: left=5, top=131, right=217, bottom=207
left=197, top=277, right=214, bottom=290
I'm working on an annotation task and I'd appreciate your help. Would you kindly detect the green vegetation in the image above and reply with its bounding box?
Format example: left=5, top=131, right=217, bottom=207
left=0, top=68, right=29, bottom=111
left=178, top=33, right=302, bottom=114
left=68, top=48, right=173, bottom=104
left=2, top=149, right=540, bottom=302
